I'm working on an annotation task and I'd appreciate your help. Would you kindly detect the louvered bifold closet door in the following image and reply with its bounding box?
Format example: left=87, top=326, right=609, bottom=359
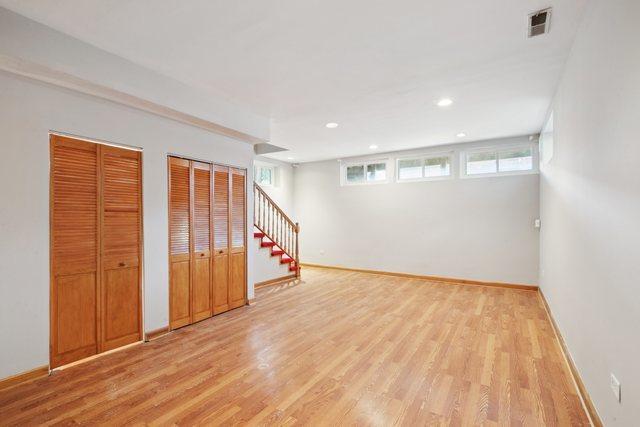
left=169, top=157, right=192, bottom=329
left=212, top=165, right=230, bottom=314
left=100, top=145, right=142, bottom=351
left=229, top=168, right=247, bottom=309
left=191, top=161, right=213, bottom=322
left=50, top=136, right=99, bottom=368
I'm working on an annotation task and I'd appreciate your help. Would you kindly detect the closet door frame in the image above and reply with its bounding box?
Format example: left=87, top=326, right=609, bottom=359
left=167, top=154, right=247, bottom=328
left=49, top=133, right=144, bottom=369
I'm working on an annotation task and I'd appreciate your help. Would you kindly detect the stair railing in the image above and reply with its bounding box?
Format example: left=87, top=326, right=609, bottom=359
left=254, top=183, right=300, bottom=277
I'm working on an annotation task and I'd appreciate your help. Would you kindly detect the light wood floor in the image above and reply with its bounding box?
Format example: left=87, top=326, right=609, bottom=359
left=0, top=267, right=589, bottom=426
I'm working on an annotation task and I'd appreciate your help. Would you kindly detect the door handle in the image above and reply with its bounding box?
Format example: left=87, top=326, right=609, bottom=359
left=118, top=262, right=126, bottom=267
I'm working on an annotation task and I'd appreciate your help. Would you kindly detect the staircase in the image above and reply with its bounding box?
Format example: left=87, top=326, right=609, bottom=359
left=253, top=183, right=300, bottom=277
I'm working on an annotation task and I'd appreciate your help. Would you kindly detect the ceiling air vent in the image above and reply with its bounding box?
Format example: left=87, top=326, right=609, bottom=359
left=528, top=8, right=551, bottom=38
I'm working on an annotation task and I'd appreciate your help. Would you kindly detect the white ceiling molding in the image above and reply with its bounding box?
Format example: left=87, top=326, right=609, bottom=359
left=0, top=53, right=267, bottom=145
left=0, top=6, right=270, bottom=145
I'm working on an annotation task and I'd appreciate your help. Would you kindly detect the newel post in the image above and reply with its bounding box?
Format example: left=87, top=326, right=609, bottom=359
left=295, top=222, right=300, bottom=277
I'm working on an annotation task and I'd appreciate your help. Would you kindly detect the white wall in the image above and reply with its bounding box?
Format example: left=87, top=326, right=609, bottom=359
left=539, top=0, right=640, bottom=424
left=294, top=136, right=540, bottom=285
left=252, top=238, right=292, bottom=285
left=0, top=70, right=257, bottom=379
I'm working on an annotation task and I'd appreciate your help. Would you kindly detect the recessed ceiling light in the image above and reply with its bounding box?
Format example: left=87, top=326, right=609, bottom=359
left=456, top=132, right=467, bottom=138
left=369, top=145, right=378, bottom=150
left=287, top=157, right=294, bottom=160
left=436, top=98, right=453, bottom=107
left=325, top=122, right=339, bottom=128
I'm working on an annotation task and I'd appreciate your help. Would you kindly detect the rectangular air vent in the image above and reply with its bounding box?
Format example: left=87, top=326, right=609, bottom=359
left=528, top=8, right=551, bottom=37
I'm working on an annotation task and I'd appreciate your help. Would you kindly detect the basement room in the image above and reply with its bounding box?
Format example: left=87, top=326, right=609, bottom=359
left=0, top=0, right=638, bottom=425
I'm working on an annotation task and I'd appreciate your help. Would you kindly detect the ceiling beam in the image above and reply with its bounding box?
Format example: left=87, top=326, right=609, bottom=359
left=0, top=53, right=267, bottom=145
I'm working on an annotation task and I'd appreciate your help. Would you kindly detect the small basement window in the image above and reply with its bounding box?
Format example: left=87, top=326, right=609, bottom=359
left=255, top=165, right=275, bottom=186
left=397, top=153, right=452, bottom=181
left=462, top=144, right=536, bottom=177
left=342, top=160, right=389, bottom=185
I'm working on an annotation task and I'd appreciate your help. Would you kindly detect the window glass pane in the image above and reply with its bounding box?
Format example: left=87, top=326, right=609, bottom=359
left=466, top=151, right=497, bottom=175
left=366, top=163, right=386, bottom=181
left=424, top=156, right=451, bottom=177
left=498, top=148, right=533, bottom=172
left=398, top=159, right=423, bottom=180
left=258, top=167, right=273, bottom=185
left=346, top=165, right=365, bottom=183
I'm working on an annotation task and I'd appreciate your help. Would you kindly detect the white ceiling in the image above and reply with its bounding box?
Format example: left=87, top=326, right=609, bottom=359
left=0, top=0, right=587, bottom=162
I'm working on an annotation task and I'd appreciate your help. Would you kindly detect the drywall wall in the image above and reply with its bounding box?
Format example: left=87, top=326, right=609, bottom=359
left=0, top=70, right=256, bottom=380
left=539, top=0, right=640, bottom=424
left=294, top=136, right=540, bottom=285
left=252, top=238, right=292, bottom=286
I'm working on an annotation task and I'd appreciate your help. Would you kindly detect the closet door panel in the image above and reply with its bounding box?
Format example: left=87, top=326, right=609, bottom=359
left=55, top=274, right=97, bottom=358
left=213, top=254, right=229, bottom=314
left=103, top=267, right=139, bottom=349
left=100, top=146, right=142, bottom=351
left=50, top=136, right=99, bottom=368
left=169, top=157, right=192, bottom=329
left=230, top=253, right=245, bottom=307
left=170, top=258, right=191, bottom=328
left=229, top=169, right=246, bottom=309
left=213, top=166, right=230, bottom=314
left=192, top=162, right=212, bottom=322
left=192, top=258, right=211, bottom=322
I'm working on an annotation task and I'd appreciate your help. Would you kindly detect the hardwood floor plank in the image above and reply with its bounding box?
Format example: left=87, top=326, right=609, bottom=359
left=0, top=267, right=590, bottom=425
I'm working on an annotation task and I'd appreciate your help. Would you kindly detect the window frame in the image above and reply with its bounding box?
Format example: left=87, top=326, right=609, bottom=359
left=341, top=158, right=391, bottom=186
left=254, top=164, right=276, bottom=187
left=395, top=151, right=454, bottom=183
left=460, top=142, right=539, bottom=179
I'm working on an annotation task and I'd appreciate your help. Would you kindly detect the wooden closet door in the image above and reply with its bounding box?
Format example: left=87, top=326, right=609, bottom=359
left=229, top=168, right=247, bottom=309
left=191, top=161, right=213, bottom=322
left=212, top=165, right=230, bottom=314
left=100, top=145, right=142, bottom=351
left=50, top=136, right=99, bottom=368
left=169, top=157, right=191, bottom=329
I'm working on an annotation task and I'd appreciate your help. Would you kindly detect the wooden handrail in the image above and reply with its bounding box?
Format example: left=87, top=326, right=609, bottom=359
left=253, top=183, right=296, bottom=228
left=254, top=183, right=300, bottom=277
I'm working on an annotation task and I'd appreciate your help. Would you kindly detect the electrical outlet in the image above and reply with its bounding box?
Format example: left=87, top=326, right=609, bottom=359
left=610, top=373, right=621, bottom=402
left=319, top=249, right=325, bottom=255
